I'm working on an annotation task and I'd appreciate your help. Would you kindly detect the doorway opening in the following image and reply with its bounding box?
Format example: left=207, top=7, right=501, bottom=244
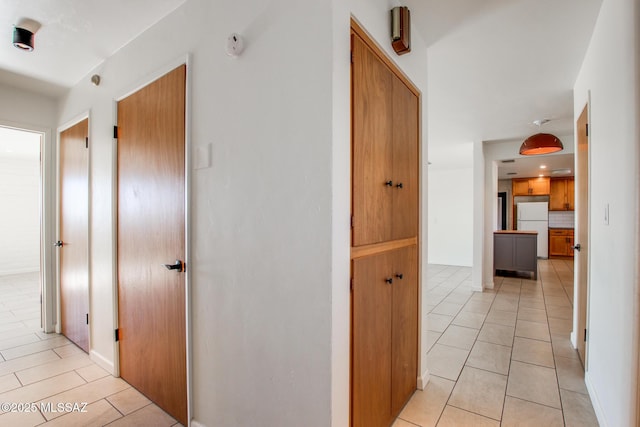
left=0, top=126, right=44, bottom=336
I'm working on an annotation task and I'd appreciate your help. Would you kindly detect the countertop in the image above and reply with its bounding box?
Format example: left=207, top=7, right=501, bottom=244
left=494, top=230, right=538, bottom=235
left=549, top=227, right=574, bottom=230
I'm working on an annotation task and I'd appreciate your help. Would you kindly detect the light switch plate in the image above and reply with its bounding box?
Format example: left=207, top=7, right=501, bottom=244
left=194, top=144, right=211, bottom=169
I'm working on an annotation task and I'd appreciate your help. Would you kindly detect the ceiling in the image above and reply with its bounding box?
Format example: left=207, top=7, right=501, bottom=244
left=0, top=0, right=186, bottom=97
left=0, top=0, right=602, bottom=175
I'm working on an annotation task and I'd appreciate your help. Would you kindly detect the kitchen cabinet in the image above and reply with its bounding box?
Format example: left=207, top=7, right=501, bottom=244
left=512, top=177, right=550, bottom=196
left=351, top=23, right=420, bottom=427
left=352, top=33, right=418, bottom=247
left=550, top=178, right=575, bottom=211
left=352, top=246, right=418, bottom=427
left=494, top=231, right=538, bottom=279
left=549, top=229, right=575, bottom=256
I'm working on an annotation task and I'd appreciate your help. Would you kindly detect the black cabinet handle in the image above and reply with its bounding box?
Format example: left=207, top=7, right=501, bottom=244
left=396, top=183, right=403, bottom=189
left=385, top=277, right=393, bottom=284
left=395, top=273, right=403, bottom=279
left=385, top=180, right=393, bottom=187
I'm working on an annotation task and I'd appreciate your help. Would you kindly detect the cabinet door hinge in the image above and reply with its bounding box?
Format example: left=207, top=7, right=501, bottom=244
left=85, top=137, right=89, bottom=149
left=86, top=313, right=89, bottom=325
left=115, top=329, right=120, bottom=342
left=350, top=277, right=354, bottom=292
left=113, top=126, right=119, bottom=139
left=585, top=123, right=589, bottom=137
left=584, top=328, right=587, bottom=342
left=350, top=51, right=353, bottom=64
left=350, top=215, right=354, bottom=229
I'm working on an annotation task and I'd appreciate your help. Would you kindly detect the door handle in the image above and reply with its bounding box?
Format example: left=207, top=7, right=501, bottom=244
left=573, top=244, right=581, bottom=252
left=163, top=260, right=184, bottom=272
left=54, top=241, right=64, bottom=247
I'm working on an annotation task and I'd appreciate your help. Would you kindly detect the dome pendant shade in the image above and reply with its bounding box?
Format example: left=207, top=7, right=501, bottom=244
left=13, top=27, right=34, bottom=51
left=519, top=133, right=563, bottom=155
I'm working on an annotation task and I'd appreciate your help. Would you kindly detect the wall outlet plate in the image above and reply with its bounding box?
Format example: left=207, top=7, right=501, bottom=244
left=226, top=33, right=244, bottom=57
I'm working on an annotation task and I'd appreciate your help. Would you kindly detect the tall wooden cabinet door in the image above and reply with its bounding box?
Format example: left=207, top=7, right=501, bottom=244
left=59, top=119, right=89, bottom=353
left=391, top=77, right=419, bottom=241
left=352, top=34, right=394, bottom=246
left=352, top=252, right=393, bottom=427
left=391, top=245, right=418, bottom=414
left=567, top=178, right=575, bottom=210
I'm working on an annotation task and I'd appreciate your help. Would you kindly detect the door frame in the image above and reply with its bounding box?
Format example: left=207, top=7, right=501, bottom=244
left=0, top=119, right=54, bottom=332
left=56, top=113, right=91, bottom=341
left=112, top=54, right=192, bottom=423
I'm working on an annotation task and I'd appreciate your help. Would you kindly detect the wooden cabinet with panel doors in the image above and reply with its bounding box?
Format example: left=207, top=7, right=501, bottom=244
left=549, top=178, right=575, bottom=211
left=512, top=177, right=550, bottom=196
left=549, top=229, right=575, bottom=256
left=351, top=20, right=420, bottom=427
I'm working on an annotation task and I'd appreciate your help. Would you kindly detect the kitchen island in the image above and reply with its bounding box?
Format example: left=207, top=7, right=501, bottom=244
left=494, top=230, right=538, bottom=279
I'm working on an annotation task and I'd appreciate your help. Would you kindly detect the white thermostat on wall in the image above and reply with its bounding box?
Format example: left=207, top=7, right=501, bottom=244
left=226, top=33, right=244, bottom=57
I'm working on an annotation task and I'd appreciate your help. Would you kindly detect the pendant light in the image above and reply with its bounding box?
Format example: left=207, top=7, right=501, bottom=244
left=519, top=119, right=563, bottom=155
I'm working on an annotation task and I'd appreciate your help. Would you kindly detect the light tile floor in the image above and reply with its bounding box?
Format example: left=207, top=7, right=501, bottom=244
left=0, top=272, right=182, bottom=427
left=395, top=259, right=600, bottom=427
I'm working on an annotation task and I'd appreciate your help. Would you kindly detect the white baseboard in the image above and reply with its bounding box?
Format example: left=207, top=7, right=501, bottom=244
left=570, top=331, right=577, bottom=349
left=471, top=284, right=484, bottom=292
left=417, top=369, right=430, bottom=390
left=191, top=420, right=207, bottom=427
left=90, top=350, right=115, bottom=376
left=584, top=371, right=608, bottom=427
left=483, top=280, right=495, bottom=290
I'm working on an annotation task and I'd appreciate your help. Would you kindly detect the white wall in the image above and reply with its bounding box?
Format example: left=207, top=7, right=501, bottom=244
left=0, top=154, right=40, bottom=275
left=57, top=0, right=428, bottom=426
left=427, top=167, right=473, bottom=266
left=573, top=0, right=639, bottom=425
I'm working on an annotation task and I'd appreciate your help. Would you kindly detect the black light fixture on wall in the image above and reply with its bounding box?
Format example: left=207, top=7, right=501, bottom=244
left=13, top=26, right=34, bottom=51
left=519, top=119, right=564, bottom=155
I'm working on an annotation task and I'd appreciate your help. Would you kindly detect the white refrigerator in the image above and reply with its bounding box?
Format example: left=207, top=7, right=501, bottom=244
left=517, top=202, right=549, bottom=258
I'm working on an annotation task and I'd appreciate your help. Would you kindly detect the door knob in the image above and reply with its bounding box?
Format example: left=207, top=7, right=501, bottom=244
left=54, top=241, right=64, bottom=247
left=573, top=244, right=581, bottom=252
left=163, top=260, right=184, bottom=272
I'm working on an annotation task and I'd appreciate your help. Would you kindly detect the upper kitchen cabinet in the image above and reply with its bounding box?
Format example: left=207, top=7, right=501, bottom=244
left=512, top=177, right=550, bottom=196
left=351, top=34, right=419, bottom=247
left=550, top=177, right=575, bottom=211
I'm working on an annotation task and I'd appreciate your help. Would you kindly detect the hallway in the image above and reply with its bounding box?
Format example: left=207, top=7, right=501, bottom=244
left=0, top=272, right=181, bottom=426
left=394, top=260, right=599, bottom=426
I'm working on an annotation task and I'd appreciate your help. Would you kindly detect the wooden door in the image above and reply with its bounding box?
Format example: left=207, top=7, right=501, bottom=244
left=352, top=33, right=394, bottom=247
left=575, top=105, right=589, bottom=365
left=549, top=179, right=566, bottom=210
left=391, top=77, right=419, bottom=241
left=117, top=65, right=187, bottom=425
left=352, top=252, right=393, bottom=427
left=59, top=119, right=89, bottom=353
left=390, top=245, right=417, bottom=414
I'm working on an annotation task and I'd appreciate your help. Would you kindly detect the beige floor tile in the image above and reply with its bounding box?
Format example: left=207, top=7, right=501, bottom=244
left=550, top=334, right=579, bottom=359
left=53, top=344, right=86, bottom=358
left=108, top=402, right=177, bottom=427
left=39, top=398, right=122, bottom=427
left=518, top=297, right=546, bottom=310
left=448, top=366, right=507, bottom=420
left=16, top=354, right=94, bottom=385
left=106, top=386, right=152, bottom=415
left=0, top=333, right=41, bottom=351
left=38, top=376, right=130, bottom=420
left=469, top=292, right=496, bottom=303
left=393, top=418, right=418, bottom=427
left=515, top=320, right=550, bottom=342
left=0, top=350, right=61, bottom=376
left=0, top=373, right=21, bottom=394
left=460, top=300, right=492, bottom=315
left=398, top=376, right=455, bottom=427
left=506, top=361, right=561, bottom=408
left=0, top=372, right=86, bottom=410
left=437, top=326, right=479, bottom=350
left=431, top=302, right=464, bottom=317
left=451, top=311, right=486, bottom=329
left=75, top=364, right=110, bottom=383
left=437, top=405, right=499, bottom=426
left=466, top=341, right=511, bottom=375
left=0, top=335, right=70, bottom=360
left=511, top=337, right=554, bottom=368
left=546, top=305, right=573, bottom=319
left=491, top=297, right=519, bottom=312
left=427, top=314, right=454, bottom=333
left=561, top=388, right=599, bottom=427
left=548, top=317, right=572, bottom=335
left=555, top=356, right=588, bottom=394
left=477, top=323, right=515, bottom=347
left=485, top=309, right=517, bottom=327
left=517, top=307, right=547, bottom=324
left=545, top=295, right=571, bottom=307
left=443, top=291, right=473, bottom=305
left=0, top=328, right=39, bottom=342
left=501, top=396, right=564, bottom=427
left=427, top=344, right=469, bottom=381
left=0, top=407, right=46, bottom=426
